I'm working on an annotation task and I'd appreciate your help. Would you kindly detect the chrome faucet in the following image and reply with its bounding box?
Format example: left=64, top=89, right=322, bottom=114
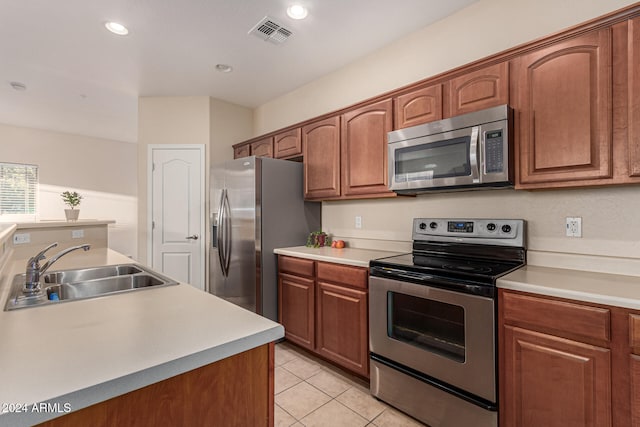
left=24, top=242, right=91, bottom=292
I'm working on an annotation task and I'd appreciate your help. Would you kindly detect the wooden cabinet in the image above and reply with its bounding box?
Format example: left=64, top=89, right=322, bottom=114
left=513, top=29, right=613, bottom=187
left=302, top=116, right=341, bottom=199
left=278, top=257, right=315, bottom=350
left=233, top=144, right=250, bottom=159
left=499, top=289, right=640, bottom=426
left=629, top=17, right=640, bottom=178
left=500, top=290, right=613, bottom=427
left=274, top=128, right=302, bottom=159
left=394, top=84, right=443, bottom=129
left=341, top=99, right=394, bottom=197
left=37, top=344, right=274, bottom=427
left=502, top=325, right=611, bottom=427
left=277, top=255, right=370, bottom=377
left=250, top=137, right=274, bottom=158
left=448, top=62, right=509, bottom=117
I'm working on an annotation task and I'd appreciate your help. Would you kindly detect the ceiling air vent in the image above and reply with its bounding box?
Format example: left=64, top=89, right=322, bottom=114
left=248, top=16, right=293, bottom=45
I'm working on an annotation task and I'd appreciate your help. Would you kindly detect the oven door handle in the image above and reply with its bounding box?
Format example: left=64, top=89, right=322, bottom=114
left=370, top=266, right=493, bottom=297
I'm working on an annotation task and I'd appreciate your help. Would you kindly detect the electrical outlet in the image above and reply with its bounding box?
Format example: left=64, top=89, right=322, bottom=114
left=13, top=233, right=31, bottom=244
left=72, top=229, right=85, bottom=239
left=355, top=216, right=362, bottom=229
left=566, top=217, right=582, bottom=237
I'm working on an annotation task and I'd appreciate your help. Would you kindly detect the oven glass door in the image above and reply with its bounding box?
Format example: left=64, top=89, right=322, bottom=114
left=388, top=292, right=465, bottom=363
left=389, top=126, right=479, bottom=191
left=369, top=275, right=496, bottom=402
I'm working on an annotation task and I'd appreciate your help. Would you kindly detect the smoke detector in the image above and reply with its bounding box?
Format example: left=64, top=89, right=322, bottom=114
left=248, top=16, right=293, bottom=45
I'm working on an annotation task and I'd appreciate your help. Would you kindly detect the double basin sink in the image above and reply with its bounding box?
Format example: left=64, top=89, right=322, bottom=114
left=5, top=264, right=178, bottom=310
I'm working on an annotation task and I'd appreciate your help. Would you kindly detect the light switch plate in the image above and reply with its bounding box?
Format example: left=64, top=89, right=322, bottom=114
left=72, top=229, right=85, bottom=239
left=355, top=216, right=362, bottom=229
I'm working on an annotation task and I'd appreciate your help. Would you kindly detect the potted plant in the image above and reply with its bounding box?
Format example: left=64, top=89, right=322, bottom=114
left=61, top=191, right=82, bottom=221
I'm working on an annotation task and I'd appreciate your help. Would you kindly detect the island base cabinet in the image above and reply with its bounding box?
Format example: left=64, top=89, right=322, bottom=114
left=36, top=344, right=275, bottom=427
left=502, top=326, right=612, bottom=427
left=316, top=281, right=368, bottom=378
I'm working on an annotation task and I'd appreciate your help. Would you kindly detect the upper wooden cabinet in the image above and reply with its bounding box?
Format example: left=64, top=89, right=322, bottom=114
left=233, top=144, right=250, bottom=159
left=448, top=62, right=509, bottom=117
left=274, top=128, right=302, bottom=159
left=250, top=137, right=274, bottom=158
left=513, top=29, right=612, bottom=187
left=629, top=17, right=640, bottom=178
left=341, top=99, right=394, bottom=197
left=303, top=116, right=341, bottom=199
left=394, top=84, right=443, bottom=129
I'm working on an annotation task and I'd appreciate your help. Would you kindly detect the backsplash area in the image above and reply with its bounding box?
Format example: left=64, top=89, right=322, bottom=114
left=322, top=185, right=640, bottom=276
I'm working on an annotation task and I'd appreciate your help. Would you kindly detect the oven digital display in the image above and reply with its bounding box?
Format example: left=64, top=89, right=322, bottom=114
left=448, top=221, right=474, bottom=233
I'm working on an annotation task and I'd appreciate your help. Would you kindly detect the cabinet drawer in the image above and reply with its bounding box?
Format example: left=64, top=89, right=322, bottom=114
left=279, top=255, right=314, bottom=277
left=502, top=291, right=611, bottom=344
left=630, top=314, right=640, bottom=350
left=317, top=262, right=368, bottom=290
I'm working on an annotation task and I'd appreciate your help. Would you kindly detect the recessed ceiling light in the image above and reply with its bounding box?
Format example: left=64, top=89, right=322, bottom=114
left=105, top=21, right=129, bottom=36
left=215, top=64, right=233, bottom=73
left=9, top=81, right=27, bottom=91
left=287, top=4, right=308, bottom=20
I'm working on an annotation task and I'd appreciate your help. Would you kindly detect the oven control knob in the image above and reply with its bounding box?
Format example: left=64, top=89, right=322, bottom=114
left=501, top=224, right=512, bottom=233
left=486, top=223, right=496, bottom=231
left=419, top=222, right=427, bottom=230
left=429, top=222, right=438, bottom=230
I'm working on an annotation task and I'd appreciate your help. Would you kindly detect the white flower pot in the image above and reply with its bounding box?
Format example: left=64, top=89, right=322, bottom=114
left=64, top=209, right=80, bottom=221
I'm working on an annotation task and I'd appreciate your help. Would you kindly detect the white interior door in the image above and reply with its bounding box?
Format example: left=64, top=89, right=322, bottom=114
left=149, top=145, right=205, bottom=290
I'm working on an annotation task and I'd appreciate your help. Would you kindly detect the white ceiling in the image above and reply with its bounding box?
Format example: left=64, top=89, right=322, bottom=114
left=0, top=0, right=478, bottom=143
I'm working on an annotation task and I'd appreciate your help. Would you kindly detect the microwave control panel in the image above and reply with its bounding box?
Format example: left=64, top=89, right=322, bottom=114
left=484, top=130, right=504, bottom=173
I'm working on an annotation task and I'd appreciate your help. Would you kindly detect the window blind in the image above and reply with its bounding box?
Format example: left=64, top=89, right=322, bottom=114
left=0, top=162, right=38, bottom=215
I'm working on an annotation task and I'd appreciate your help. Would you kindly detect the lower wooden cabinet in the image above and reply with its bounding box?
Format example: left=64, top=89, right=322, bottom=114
left=278, top=255, right=369, bottom=378
left=500, top=289, right=640, bottom=427
left=36, top=344, right=274, bottom=427
left=316, top=281, right=368, bottom=377
left=502, top=325, right=611, bottom=427
left=278, top=272, right=314, bottom=350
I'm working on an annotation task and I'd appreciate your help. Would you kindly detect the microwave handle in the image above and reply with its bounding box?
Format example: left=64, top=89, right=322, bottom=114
left=469, top=126, right=480, bottom=183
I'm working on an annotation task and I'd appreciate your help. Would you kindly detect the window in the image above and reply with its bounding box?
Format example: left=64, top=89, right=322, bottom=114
left=0, top=162, right=38, bottom=218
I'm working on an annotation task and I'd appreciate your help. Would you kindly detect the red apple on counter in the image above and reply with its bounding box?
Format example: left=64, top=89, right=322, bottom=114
left=335, top=240, right=345, bottom=249
left=331, top=241, right=337, bottom=248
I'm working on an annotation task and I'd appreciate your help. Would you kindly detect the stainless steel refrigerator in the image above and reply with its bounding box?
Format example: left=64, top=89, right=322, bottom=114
left=209, top=156, right=321, bottom=321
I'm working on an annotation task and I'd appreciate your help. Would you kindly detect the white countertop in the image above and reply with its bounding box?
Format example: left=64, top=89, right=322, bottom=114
left=16, top=219, right=115, bottom=229
left=0, top=248, right=283, bottom=426
left=0, top=223, right=16, bottom=244
left=274, top=245, right=404, bottom=267
left=498, top=265, right=640, bottom=310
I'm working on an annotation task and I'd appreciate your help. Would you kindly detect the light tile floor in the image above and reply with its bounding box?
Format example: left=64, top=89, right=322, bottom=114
left=274, top=342, right=426, bottom=427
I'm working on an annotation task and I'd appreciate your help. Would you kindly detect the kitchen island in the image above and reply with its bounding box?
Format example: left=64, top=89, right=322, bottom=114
left=0, top=247, right=283, bottom=426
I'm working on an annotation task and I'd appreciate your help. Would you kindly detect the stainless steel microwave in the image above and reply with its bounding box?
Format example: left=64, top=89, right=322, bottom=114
left=388, top=105, right=513, bottom=194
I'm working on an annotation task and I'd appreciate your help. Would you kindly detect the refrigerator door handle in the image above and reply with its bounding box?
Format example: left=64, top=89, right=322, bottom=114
left=222, top=189, right=232, bottom=275
left=217, top=189, right=228, bottom=277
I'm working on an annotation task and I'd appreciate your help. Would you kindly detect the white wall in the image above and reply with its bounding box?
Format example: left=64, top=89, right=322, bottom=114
left=251, top=0, right=640, bottom=274
left=136, top=96, right=253, bottom=264
left=0, top=123, right=138, bottom=257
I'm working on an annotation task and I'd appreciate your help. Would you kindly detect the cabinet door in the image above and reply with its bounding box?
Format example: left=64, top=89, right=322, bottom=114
left=316, top=281, right=368, bottom=377
left=632, top=355, right=640, bottom=426
left=502, top=325, right=612, bottom=427
left=274, top=128, right=302, bottom=159
left=394, top=84, right=443, bottom=129
left=629, top=17, right=640, bottom=178
left=341, top=99, right=394, bottom=197
left=448, top=62, right=509, bottom=117
left=250, top=137, right=274, bottom=158
left=514, top=29, right=612, bottom=187
left=234, top=144, right=250, bottom=159
left=302, top=116, right=341, bottom=199
left=278, top=273, right=314, bottom=350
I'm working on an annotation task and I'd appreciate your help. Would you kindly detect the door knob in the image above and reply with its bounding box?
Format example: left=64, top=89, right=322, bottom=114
left=186, top=235, right=199, bottom=240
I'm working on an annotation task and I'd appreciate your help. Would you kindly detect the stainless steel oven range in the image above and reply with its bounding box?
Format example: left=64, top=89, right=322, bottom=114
left=369, top=218, right=526, bottom=427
